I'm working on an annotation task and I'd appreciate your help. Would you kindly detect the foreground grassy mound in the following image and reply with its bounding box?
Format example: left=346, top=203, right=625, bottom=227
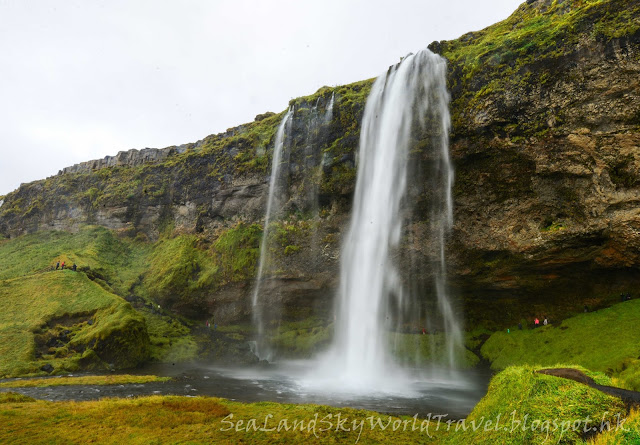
left=0, top=270, right=149, bottom=377
left=445, top=365, right=626, bottom=444
left=591, top=408, right=640, bottom=444
left=481, top=300, right=640, bottom=389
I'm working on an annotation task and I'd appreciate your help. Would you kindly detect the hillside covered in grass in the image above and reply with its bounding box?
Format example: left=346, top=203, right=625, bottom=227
left=480, top=299, right=640, bottom=390
left=0, top=225, right=261, bottom=377
left=0, top=270, right=148, bottom=377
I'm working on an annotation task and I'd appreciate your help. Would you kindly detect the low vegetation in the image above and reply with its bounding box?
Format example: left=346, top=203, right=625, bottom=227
left=0, top=374, right=169, bottom=388
left=481, top=299, right=640, bottom=391
left=446, top=365, right=626, bottom=444
left=0, top=270, right=148, bottom=377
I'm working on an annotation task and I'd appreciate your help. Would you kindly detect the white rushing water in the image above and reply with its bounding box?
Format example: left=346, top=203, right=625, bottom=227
left=325, top=92, right=334, bottom=124
left=306, top=49, right=462, bottom=392
left=252, top=107, right=293, bottom=359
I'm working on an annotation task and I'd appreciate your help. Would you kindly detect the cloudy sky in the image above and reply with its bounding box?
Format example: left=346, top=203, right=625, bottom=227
left=0, top=0, right=523, bottom=196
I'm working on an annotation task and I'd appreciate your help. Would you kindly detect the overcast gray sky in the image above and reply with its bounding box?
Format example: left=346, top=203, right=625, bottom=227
left=0, top=0, right=523, bottom=196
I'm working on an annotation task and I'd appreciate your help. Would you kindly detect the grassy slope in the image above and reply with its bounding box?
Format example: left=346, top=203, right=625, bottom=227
left=0, top=224, right=272, bottom=371
left=0, top=226, right=157, bottom=376
left=0, top=226, right=150, bottom=296
left=446, top=365, right=625, bottom=444
left=481, top=299, right=640, bottom=389
left=0, top=270, right=146, bottom=377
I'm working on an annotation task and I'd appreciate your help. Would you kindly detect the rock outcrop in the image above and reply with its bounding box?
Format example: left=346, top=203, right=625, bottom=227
left=58, top=145, right=191, bottom=175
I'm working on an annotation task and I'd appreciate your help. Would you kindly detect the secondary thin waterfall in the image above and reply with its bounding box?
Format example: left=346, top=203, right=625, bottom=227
left=252, top=107, right=293, bottom=359
left=326, top=49, right=461, bottom=387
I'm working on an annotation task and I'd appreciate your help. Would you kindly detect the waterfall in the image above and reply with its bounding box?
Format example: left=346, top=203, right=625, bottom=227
left=324, top=92, right=334, bottom=124
left=311, top=49, right=461, bottom=390
left=252, top=107, right=293, bottom=360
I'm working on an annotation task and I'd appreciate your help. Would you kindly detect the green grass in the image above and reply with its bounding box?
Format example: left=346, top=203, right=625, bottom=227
left=212, top=222, right=261, bottom=284
left=0, top=226, right=151, bottom=296
left=481, top=300, right=640, bottom=386
left=590, top=407, right=640, bottom=444
left=0, top=271, right=148, bottom=378
left=142, top=311, right=199, bottom=362
left=143, top=234, right=218, bottom=314
left=445, top=365, right=626, bottom=444
left=0, top=225, right=281, bottom=374
left=0, top=374, right=170, bottom=388
left=0, top=394, right=445, bottom=444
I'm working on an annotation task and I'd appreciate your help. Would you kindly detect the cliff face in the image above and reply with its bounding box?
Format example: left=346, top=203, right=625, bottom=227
left=1, top=0, right=639, bottom=327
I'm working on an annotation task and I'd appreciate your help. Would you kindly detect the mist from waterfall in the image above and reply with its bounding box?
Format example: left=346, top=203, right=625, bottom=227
left=251, top=107, right=293, bottom=360
left=307, top=49, right=462, bottom=391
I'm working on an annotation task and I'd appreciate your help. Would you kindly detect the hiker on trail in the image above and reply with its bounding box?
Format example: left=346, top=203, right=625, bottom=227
left=534, top=318, right=540, bottom=327
left=422, top=328, right=426, bottom=335
left=627, top=293, right=632, bottom=301
left=584, top=305, right=588, bottom=313
left=543, top=317, right=548, bottom=326
left=55, top=261, right=60, bottom=270
left=621, top=293, right=626, bottom=302
left=61, top=262, right=65, bottom=270
left=72, top=264, right=77, bottom=271
left=518, top=322, right=523, bottom=330
left=206, top=320, right=210, bottom=329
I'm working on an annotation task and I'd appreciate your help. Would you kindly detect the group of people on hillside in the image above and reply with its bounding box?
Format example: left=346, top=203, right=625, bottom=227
left=531, top=316, right=549, bottom=329
left=510, top=317, right=548, bottom=331
left=523, top=293, right=634, bottom=331
left=55, top=261, right=76, bottom=271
